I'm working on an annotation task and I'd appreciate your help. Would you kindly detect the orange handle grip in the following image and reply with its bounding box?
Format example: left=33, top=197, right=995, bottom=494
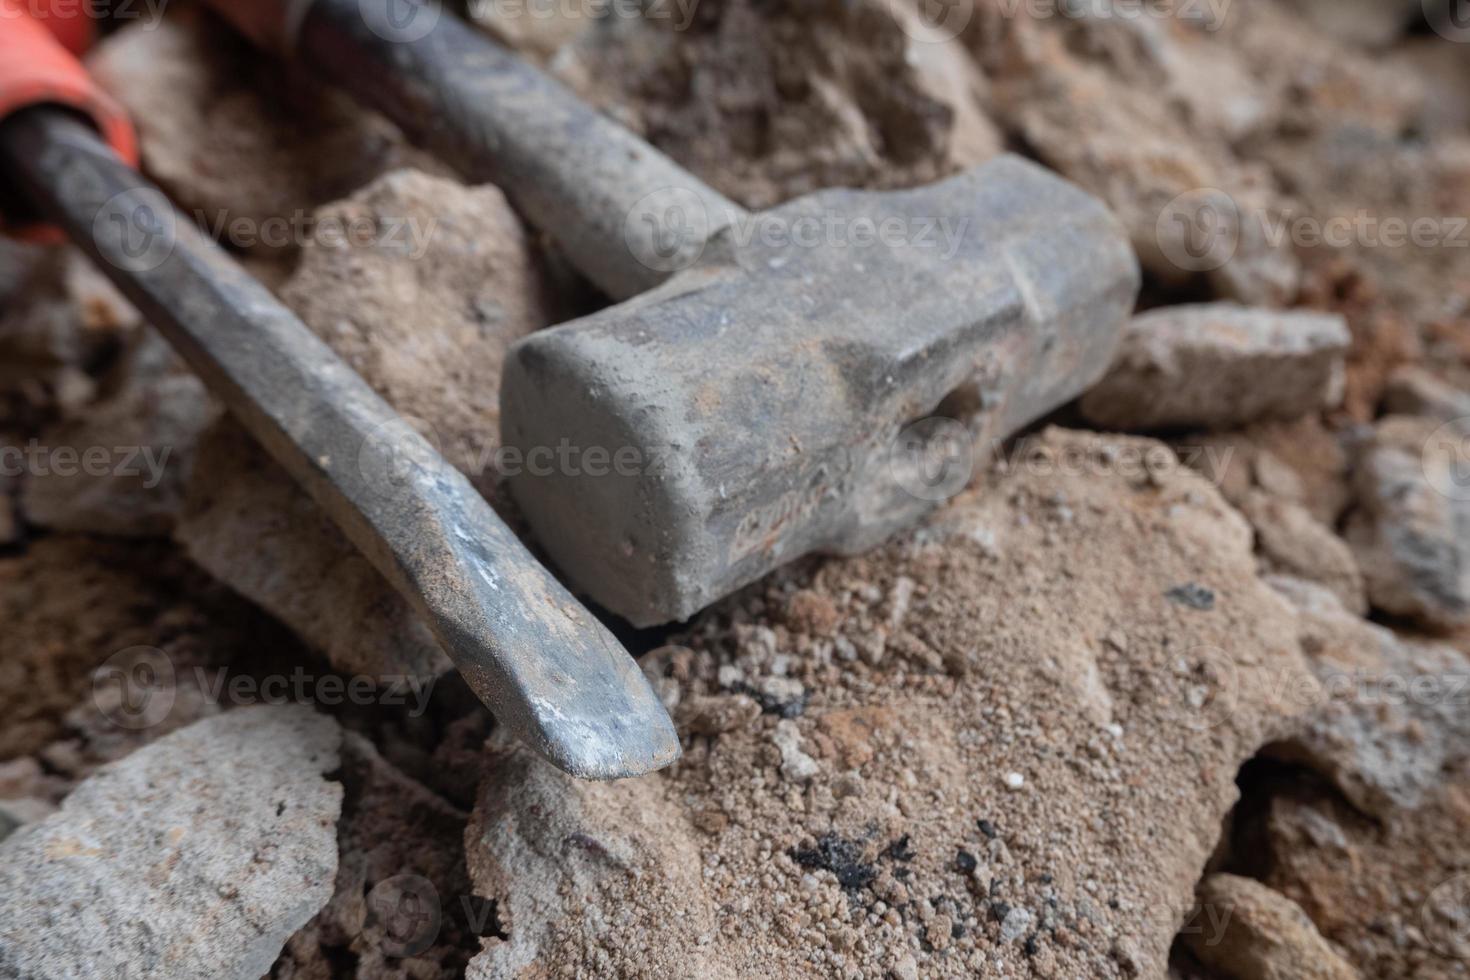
left=0, top=0, right=138, bottom=242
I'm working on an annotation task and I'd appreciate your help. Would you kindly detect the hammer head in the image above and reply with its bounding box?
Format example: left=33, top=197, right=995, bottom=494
left=501, top=155, right=1139, bottom=626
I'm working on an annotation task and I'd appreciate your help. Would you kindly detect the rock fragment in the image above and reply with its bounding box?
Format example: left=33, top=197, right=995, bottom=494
left=989, top=19, right=1300, bottom=306
left=177, top=421, right=448, bottom=682
left=1259, top=775, right=1470, bottom=978
left=272, top=733, right=476, bottom=977
left=0, top=706, right=342, bottom=980
left=1240, top=492, right=1366, bottom=614
left=1184, top=874, right=1358, bottom=980
left=463, top=429, right=1320, bottom=978
left=89, top=10, right=433, bottom=258
left=1292, top=0, right=1422, bottom=47
left=1344, top=416, right=1470, bottom=630
left=0, top=535, right=291, bottom=762
left=1268, top=576, right=1470, bottom=820
left=1382, top=365, right=1470, bottom=424
left=21, top=333, right=216, bottom=537
left=1080, top=304, right=1350, bottom=432
left=553, top=0, right=1002, bottom=209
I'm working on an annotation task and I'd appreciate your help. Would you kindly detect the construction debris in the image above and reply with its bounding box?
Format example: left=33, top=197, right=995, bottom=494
left=1184, top=873, right=1359, bottom=980
left=464, top=429, right=1318, bottom=978
left=21, top=333, right=215, bottom=536
left=1345, top=416, right=1470, bottom=631
left=0, top=706, right=342, bottom=980
left=1, top=0, right=1468, bottom=976
left=1080, top=304, right=1351, bottom=432
left=1268, top=576, right=1470, bottom=819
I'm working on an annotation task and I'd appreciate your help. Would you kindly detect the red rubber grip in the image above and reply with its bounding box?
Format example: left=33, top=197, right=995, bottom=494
left=0, top=0, right=138, bottom=242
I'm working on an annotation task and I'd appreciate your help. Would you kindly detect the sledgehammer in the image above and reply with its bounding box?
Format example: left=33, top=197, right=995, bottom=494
left=0, top=2, right=677, bottom=779
left=209, top=0, right=1141, bottom=626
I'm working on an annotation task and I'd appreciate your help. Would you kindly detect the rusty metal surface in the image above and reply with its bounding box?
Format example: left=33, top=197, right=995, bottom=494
left=211, top=0, right=1140, bottom=627
left=502, top=156, right=1140, bottom=624
left=0, top=107, right=678, bottom=778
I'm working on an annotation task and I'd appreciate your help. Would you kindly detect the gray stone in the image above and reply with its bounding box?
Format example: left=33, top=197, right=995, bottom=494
left=1081, top=304, right=1350, bottom=432
left=1382, top=365, right=1470, bottom=425
left=1269, top=576, right=1470, bottom=817
left=1344, top=416, right=1470, bottom=630
left=0, top=705, right=342, bottom=980
left=22, top=333, right=216, bottom=537
left=1240, top=490, right=1366, bottom=614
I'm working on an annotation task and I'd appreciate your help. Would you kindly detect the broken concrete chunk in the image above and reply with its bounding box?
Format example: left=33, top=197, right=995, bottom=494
left=278, top=169, right=554, bottom=492
left=555, top=0, right=1001, bottom=210
left=1182, top=416, right=1353, bottom=528
left=1080, top=304, right=1350, bottom=432
left=1260, top=775, right=1470, bottom=978
left=21, top=333, right=216, bottom=537
left=464, top=428, right=1319, bottom=978
left=1292, top=0, right=1423, bottom=48
left=0, top=706, right=342, bottom=980
left=989, top=22, right=1299, bottom=307
left=1382, top=365, right=1470, bottom=424
left=1240, top=491, right=1366, bottom=614
left=177, top=169, right=553, bottom=679
left=1344, top=416, right=1470, bottom=631
left=89, top=10, right=434, bottom=257
left=1185, top=874, right=1358, bottom=980
left=466, top=752, right=718, bottom=980
left=1268, top=575, right=1470, bottom=818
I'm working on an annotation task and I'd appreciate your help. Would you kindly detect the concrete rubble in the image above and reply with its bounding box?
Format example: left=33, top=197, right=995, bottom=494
left=0, top=706, right=342, bottom=980
left=1, top=1, right=1468, bottom=978
left=1080, top=304, right=1351, bottom=432
left=463, top=429, right=1320, bottom=978
left=1184, top=873, right=1359, bottom=980
left=1345, top=416, right=1470, bottom=631
left=21, top=332, right=216, bottom=537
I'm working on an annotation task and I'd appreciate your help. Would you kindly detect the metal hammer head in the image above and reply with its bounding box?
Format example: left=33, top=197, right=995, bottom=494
left=502, top=155, right=1140, bottom=626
